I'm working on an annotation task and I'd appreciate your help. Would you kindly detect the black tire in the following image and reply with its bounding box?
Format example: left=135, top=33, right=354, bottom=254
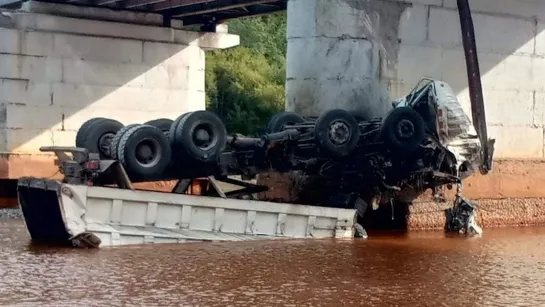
left=169, top=112, right=194, bottom=145
left=314, top=109, right=360, bottom=158
left=117, top=125, right=171, bottom=178
left=267, top=112, right=305, bottom=133
left=266, top=112, right=283, bottom=132
left=75, top=117, right=108, bottom=148
left=78, top=118, right=124, bottom=158
left=172, top=110, right=227, bottom=163
left=379, top=107, right=425, bottom=153
left=145, top=118, right=174, bottom=136
left=111, top=124, right=140, bottom=161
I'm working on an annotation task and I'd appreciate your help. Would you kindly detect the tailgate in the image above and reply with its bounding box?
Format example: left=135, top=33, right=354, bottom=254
left=17, top=178, right=71, bottom=245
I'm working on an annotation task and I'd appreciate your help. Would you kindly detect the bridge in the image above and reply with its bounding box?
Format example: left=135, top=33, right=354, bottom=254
left=0, top=0, right=287, bottom=25
left=0, top=0, right=545, bottom=228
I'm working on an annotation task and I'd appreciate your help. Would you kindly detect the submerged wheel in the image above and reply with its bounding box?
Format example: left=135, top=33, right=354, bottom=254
left=117, top=125, right=171, bottom=178
left=379, top=107, right=425, bottom=153
left=267, top=112, right=305, bottom=133
left=77, top=118, right=124, bottom=158
left=314, top=109, right=360, bottom=158
left=145, top=118, right=174, bottom=137
left=171, top=110, right=227, bottom=164
left=110, top=124, right=140, bottom=161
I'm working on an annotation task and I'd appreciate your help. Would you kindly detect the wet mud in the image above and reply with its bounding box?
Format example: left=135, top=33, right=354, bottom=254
left=1, top=219, right=545, bottom=307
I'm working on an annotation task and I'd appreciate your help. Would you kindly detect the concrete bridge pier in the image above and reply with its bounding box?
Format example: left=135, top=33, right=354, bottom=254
left=285, top=0, right=406, bottom=119
left=261, top=0, right=412, bottom=229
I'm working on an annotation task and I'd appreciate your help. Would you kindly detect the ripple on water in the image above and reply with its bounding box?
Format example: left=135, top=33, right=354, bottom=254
left=1, top=219, right=545, bottom=307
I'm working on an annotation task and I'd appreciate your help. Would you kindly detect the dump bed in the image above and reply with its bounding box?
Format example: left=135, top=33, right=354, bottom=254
left=18, top=177, right=356, bottom=248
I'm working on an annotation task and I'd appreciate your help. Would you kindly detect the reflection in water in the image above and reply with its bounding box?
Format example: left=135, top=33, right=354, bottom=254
left=1, top=219, right=545, bottom=307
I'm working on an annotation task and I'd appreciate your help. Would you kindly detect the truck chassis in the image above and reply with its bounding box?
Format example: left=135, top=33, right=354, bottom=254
left=38, top=77, right=492, bottom=236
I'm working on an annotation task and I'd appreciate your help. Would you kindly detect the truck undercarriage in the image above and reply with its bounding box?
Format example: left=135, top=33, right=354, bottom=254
left=40, top=76, right=493, bottom=237
left=17, top=0, right=494, bottom=241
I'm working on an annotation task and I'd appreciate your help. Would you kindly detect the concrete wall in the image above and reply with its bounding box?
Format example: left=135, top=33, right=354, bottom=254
left=0, top=9, right=238, bottom=178
left=396, top=0, right=545, bottom=160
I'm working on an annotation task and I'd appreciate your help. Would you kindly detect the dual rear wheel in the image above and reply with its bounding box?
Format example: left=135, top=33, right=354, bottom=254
left=76, top=111, right=228, bottom=178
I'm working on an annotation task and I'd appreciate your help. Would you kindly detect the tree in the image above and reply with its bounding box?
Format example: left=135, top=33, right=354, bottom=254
left=205, top=13, right=287, bottom=136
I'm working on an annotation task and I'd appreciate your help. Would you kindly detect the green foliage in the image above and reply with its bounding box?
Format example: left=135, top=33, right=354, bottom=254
left=227, top=13, right=287, bottom=68
left=205, top=13, right=287, bottom=136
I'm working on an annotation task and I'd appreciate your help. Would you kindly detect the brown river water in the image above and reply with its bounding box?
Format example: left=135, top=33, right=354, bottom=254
left=1, top=218, right=544, bottom=307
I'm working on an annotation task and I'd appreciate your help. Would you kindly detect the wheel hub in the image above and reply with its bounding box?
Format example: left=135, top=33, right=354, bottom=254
left=328, top=121, right=351, bottom=145
left=192, top=124, right=216, bottom=150
left=137, top=145, right=153, bottom=161
left=98, top=133, right=115, bottom=157
left=195, top=128, right=210, bottom=144
left=135, top=139, right=161, bottom=168
left=396, top=119, right=415, bottom=139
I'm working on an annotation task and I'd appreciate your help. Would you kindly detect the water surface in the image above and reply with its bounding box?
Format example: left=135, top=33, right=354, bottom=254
left=1, top=219, right=544, bottom=307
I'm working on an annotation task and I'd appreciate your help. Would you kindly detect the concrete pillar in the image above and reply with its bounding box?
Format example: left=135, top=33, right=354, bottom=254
left=0, top=2, right=239, bottom=179
left=286, top=0, right=410, bottom=118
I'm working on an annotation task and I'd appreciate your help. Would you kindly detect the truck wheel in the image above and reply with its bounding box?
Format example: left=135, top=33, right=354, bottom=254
left=75, top=117, right=108, bottom=148
left=169, top=112, right=194, bottom=146
left=111, top=124, right=140, bottom=161
left=380, top=107, right=425, bottom=153
left=314, top=109, right=360, bottom=158
left=144, top=118, right=173, bottom=137
left=267, top=112, right=305, bottom=133
left=78, top=118, right=124, bottom=158
left=172, top=110, right=227, bottom=163
left=117, top=125, right=171, bottom=178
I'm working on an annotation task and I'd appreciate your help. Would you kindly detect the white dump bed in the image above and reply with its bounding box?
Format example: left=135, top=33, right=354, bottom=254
left=18, top=178, right=356, bottom=247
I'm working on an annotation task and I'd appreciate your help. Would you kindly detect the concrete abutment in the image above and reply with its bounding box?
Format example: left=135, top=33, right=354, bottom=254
left=0, top=1, right=239, bottom=180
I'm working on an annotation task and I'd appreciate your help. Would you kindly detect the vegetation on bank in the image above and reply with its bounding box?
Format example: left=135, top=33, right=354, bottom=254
left=205, top=13, right=287, bottom=136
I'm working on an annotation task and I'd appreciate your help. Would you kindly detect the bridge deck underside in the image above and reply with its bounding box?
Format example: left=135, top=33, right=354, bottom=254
left=0, top=0, right=287, bottom=25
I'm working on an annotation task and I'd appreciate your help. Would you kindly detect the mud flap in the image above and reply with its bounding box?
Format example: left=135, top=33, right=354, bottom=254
left=17, top=177, right=72, bottom=246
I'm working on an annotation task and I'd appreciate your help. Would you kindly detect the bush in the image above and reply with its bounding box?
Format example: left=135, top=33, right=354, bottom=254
left=205, top=13, right=287, bottom=136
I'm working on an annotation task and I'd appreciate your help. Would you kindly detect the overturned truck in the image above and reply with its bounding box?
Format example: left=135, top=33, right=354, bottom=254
left=17, top=0, right=494, bottom=246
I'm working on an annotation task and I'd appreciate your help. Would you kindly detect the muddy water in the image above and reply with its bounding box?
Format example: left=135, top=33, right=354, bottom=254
left=1, top=219, right=545, bottom=307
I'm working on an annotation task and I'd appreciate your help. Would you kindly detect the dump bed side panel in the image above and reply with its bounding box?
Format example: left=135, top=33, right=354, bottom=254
left=83, top=186, right=356, bottom=247
left=18, top=178, right=356, bottom=247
